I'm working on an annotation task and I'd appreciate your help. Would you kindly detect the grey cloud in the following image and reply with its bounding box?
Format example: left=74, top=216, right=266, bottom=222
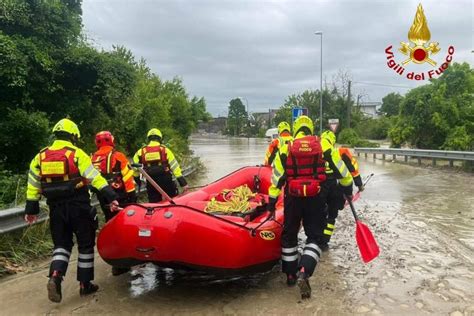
left=82, top=0, right=473, bottom=115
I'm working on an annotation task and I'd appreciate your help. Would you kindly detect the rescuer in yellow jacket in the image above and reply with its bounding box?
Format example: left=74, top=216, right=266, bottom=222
left=319, top=130, right=354, bottom=250
left=264, top=121, right=293, bottom=166
left=24, top=118, right=119, bottom=303
left=133, top=128, right=188, bottom=202
left=267, top=115, right=327, bottom=299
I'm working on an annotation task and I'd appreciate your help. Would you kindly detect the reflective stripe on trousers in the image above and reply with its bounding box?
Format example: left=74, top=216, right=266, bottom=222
left=302, top=243, right=321, bottom=263
left=77, top=251, right=95, bottom=282
left=50, top=247, right=72, bottom=276
left=281, top=246, right=299, bottom=262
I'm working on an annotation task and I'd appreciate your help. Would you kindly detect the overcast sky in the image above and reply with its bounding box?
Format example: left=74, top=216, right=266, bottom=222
left=82, top=0, right=473, bottom=116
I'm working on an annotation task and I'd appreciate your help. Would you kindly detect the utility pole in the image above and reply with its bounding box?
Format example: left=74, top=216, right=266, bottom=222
left=347, top=80, right=352, bottom=128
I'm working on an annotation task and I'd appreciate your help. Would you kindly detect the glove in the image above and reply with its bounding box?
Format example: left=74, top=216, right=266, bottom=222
left=134, top=176, right=142, bottom=188
left=25, top=200, right=40, bottom=215
left=127, top=190, right=137, bottom=203
left=110, top=200, right=121, bottom=212
left=100, top=185, right=119, bottom=204
left=358, top=185, right=365, bottom=192
left=177, top=176, right=188, bottom=188
left=267, top=197, right=277, bottom=214
left=24, top=214, right=38, bottom=225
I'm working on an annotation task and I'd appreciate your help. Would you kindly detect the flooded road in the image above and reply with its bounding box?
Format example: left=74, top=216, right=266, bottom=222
left=0, top=135, right=473, bottom=315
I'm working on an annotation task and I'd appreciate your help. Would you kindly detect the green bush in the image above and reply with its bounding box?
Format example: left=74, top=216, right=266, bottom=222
left=338, top=128, right=359, bottom=145
left=356, top=116, right=392, bottom=140
left=338, top=128, right=379, bottom=148
left=0, top=170, right=26, bottom=208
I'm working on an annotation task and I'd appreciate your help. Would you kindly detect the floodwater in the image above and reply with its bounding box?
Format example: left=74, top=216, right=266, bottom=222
left=0, top=135, right=473, bottom=315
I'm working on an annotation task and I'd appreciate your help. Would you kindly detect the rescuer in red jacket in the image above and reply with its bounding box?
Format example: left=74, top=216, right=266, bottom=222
left=92, top=131, right=136, bottom=222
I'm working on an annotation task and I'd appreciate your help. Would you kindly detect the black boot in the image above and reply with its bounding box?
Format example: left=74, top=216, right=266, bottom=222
left=318, top=242, right=329, bottom=252
left=79, top=282, right=99, bottom=296
left=286, top=273, right=297, bottom=287
left=297, top=268, right=311, bottom=299
left=47, top=271, right=63, bottom=303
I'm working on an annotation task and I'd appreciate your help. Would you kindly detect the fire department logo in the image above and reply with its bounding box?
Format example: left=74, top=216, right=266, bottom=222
left=399, top=4, right=440, bottom=66
left=385, top=3, right=454, bottom=81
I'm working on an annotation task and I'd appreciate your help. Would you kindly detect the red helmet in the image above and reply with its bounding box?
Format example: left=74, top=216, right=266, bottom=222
left=95, top=131, right=115, bottom=149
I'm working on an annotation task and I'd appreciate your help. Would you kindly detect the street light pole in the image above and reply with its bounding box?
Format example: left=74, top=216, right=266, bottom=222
left=315, top=31, right=323, bottom=135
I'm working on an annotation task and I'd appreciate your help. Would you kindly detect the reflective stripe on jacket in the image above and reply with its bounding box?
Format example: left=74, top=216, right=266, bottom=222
left=27, top=140, right=109, bottom=201
left=264, top=132, right=293, bottom=166
left=92, top=146, right=135, bottom=193
left=320, top=138, right=353, bottom=187
left=132, top=141, right=183, bottom=178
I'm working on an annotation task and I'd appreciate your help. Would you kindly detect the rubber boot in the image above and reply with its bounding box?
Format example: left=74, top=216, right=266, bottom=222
left=47, top=270, right=63, bottom=303
left=79, top=282, right=99, bottom=297
left=318, top=242, right=329, bottom=252
left=297, top=267, right=311, bottom=299
left=286, top=273, right=297, bottom=287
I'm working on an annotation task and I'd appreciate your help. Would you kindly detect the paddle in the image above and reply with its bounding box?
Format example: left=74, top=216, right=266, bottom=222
left=345, top=197, right=380, bottom=263
left=131, top=163, right=176, bottom=205
left=344, top=173, right=374, bottom=206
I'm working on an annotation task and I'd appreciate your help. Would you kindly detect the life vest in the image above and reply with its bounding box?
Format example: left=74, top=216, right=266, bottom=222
left=285, top=136, right=326, bottom=197
left=141, top=145, right=170, bottom=176
left=338, top=148, right=360, bottom=178
left=39, top=147, right=85, bottom=199
left=267, top=134, right=292, bottom=166
left=92, top=150, right=124, bottom=191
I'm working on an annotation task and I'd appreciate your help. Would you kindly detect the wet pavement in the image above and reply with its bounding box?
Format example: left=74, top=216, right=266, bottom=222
left=0, top=135, right=473, bottom=315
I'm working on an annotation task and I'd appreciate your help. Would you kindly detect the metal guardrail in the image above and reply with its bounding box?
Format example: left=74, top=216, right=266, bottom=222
left=354, top=147, right=474, bottom=166
left=0, top=165, right=196, bottom=234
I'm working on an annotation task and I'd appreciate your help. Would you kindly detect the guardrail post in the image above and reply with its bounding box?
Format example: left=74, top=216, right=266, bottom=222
left=392, top=154, right=396, bottom=161
left=417, top=157, right=421, bottom=165
left=357, top=152, right=360, bottom=157
left=432, top=158, right=436, bottom=166
left=404, top=155, right=408, bottom=163
left=373, top=153, right=376, bottom=160
left=365, top=153, right=367, bottom=159
left=449, top=160, right=454, bottom=167
left=382, top=154, right=386, bottom=160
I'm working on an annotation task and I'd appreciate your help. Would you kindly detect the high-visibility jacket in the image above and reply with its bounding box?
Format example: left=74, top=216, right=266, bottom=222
left=92, top=146, right=135, bottom=193
left=264, top=132, right=293, bottom=166
left=132, top=141, right=183, bottom=179
left=269, top=132, right=327, bottom=199
left=320, top=137, right=353, bottom=188
left=27, top=140, right=109, bottom=202
left=338, top=148, right=363, bottom=187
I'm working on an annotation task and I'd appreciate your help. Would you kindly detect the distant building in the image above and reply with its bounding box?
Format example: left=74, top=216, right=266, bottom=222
left=358, top=102, right=381, bottom=118
left=197, top=117, right=227, bottom=134
left=252, top=109, right=279, bottom=128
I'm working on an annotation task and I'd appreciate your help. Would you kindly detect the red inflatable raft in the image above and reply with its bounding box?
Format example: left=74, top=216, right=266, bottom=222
left=97, top=166, right=284, bottom=275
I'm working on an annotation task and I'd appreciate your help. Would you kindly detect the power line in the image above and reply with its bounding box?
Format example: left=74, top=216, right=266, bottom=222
left=352, top=81, right=413, bottom=89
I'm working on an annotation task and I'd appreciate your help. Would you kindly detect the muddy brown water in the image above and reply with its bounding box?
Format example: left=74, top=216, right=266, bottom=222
left=0, top=135, right=472, bottom=315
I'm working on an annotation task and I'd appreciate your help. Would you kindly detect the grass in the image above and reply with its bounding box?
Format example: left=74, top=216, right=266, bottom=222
left=0, top=219, right=52, bottom=277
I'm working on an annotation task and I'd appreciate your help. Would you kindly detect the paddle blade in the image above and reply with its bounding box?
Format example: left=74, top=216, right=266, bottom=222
left=355, top=220, right=380, bottom=263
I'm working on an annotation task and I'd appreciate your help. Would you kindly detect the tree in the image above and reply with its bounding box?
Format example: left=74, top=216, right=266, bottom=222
left=227, top=98, right=247, bottom=136
left=273, top=87, right=363, bottom=134
left=0, top=0, right=211, bottom=171
left=388, top=62, right=473, bottom=149
left=380, top=92, right=403, bottom=116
